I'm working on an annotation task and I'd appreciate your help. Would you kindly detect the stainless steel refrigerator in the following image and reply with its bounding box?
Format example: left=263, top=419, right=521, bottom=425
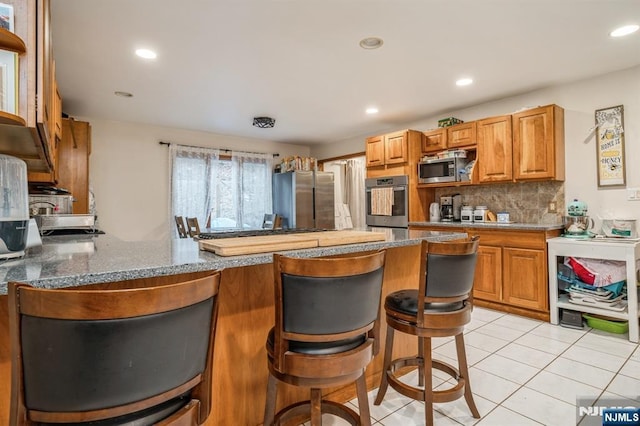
left=272, top=171, right=335, bottom=229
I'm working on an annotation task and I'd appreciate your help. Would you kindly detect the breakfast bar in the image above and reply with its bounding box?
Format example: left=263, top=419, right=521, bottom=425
left=0, top=228, right=466, bottom=425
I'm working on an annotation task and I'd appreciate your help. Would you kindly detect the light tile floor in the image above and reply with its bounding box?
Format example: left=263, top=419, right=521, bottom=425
left=305, top=307, right=640, bottom=425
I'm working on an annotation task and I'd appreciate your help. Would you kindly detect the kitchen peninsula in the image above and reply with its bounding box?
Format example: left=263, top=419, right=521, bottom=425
left=0, top=228, right=466, bottom=426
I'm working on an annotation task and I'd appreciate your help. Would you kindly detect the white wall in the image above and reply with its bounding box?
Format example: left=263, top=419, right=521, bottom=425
left=85, top=119, right=310, bottom=241
left=312, top=66, right=640, bottom=228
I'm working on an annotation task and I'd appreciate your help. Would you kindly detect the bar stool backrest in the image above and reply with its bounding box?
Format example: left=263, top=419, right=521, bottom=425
left=272, top=251, right=386, bottom=371
left=417, top=237, right=479, bottom=325
left=9, top=272, right=221, bottom=425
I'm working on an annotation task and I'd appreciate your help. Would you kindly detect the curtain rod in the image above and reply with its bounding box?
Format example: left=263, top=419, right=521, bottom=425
left=159, top=141, right=279, bottom=158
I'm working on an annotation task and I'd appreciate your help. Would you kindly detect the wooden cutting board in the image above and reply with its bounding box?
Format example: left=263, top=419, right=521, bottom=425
left=198, top=234, right=318, bottom=256
left=289, top=230, right=387, bottom=247
left=198, top=230, right=387, bottom=256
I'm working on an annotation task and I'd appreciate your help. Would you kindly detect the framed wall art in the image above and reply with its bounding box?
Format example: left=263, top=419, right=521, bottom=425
left=0, top=3, right=14, bottom=32
left=0, top=49, right=17, bottom=114
left=595, top=105, right=626, bottom=187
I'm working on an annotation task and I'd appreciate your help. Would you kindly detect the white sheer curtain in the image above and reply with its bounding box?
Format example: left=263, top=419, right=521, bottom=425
left=169, top=144, right=274, bottom=236
left=169, top=144, right=220, bottom=231
left=344, top=157, right=366, bottom=229
left=230, top=151, right=274, bottom=228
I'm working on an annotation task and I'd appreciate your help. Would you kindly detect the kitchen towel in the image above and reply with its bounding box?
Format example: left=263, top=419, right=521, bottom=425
left=371, top=187, right=394, bottom=216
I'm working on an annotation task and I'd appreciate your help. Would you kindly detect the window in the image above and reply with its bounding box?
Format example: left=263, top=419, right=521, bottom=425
left=170, top=144, right=273, bottom=233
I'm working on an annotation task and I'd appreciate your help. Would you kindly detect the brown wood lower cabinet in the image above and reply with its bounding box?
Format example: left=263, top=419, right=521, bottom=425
left=410, top=225, right=561, bottom=320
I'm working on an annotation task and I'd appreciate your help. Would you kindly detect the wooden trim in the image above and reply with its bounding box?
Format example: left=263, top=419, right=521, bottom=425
left=318, top=152, right=366, bottom=165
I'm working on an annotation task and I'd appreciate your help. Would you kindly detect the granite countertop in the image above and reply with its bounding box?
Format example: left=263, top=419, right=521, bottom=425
left=0, top=228, right=466, bottom=294
left=410, top=221, right=564, bottom=231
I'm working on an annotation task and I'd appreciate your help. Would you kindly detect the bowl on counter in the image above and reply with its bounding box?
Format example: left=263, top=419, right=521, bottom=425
left=562, top=215, right=594, bottom=235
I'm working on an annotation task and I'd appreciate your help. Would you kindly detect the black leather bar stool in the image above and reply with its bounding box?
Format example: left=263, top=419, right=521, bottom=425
left=374, top=237, right=480, bottom=426
left=264, top=250, right=386, bottom=426
left=8, top=272, right=221, bottom=425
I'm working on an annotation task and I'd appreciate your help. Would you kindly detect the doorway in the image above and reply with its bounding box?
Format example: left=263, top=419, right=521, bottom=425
left=322, top=156, right=366, bottom=229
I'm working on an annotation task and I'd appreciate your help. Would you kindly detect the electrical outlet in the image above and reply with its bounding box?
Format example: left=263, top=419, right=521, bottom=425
left=627, top=188, right=640, bottom=201
left=548, top=201, right=557, bottom=213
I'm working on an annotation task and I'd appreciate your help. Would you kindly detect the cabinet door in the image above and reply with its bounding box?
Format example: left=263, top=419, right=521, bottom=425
left=477, top=115, right=513, bottom=183
left=57, top=119, right=91, bottom=213
left=473, top=245, right=502, bottom=302
left=365, top=135, right=385, bottom=167
left=503, top=247, right=547, bottom=311
left=447, top=122, right=477, bottom=148
left=384, top=131, right=408, bottom=165
left=422, top=128, right=447, bottom=153
left=512, top=105, right=564, bottom=181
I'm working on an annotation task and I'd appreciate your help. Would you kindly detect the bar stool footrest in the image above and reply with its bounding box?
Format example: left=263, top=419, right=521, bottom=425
left=386, top=356, right=466, bottom=403
left=274, top=399, right=362, bottom=426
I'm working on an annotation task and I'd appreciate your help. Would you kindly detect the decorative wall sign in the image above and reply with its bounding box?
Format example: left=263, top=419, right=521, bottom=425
left=595, top=105, right=625, bottom=187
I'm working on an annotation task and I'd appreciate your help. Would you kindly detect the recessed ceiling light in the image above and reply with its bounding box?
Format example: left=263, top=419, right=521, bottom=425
left=135, top=48, right=157, bottom=59
left=456, top=78, right=473, bottom=87
left=366, top=107, right=379, bottom=114
left=359, top=37, right=383, bottom=50
left=114, top=91, right=133, bottom=98
left=610, top=24, right=639, bottom=37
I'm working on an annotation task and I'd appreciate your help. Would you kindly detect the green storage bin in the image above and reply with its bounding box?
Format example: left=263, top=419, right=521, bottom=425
left=582, top=313, right=629, bottom=334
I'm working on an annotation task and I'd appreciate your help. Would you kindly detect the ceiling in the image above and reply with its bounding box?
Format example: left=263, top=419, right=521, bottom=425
left=50, top=0, right=640, bottom=146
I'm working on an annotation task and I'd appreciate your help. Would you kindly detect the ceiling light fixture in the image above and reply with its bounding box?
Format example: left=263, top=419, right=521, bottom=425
left=135, top=48, right=157, bottom=59
left=114, top=91, right=133, bottom=98
left=610, top=24, right=639, bottom=37
left=456, top=78, right=473, bottom=86
left=253, top=116, right=275, bottom=128
left=366, top=107, right=379, bottom=114
left=359, top=37, right=384, bottom=50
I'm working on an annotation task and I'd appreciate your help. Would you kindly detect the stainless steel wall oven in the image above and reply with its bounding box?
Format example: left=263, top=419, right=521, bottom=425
left=365, top=175, right=408, bottom=228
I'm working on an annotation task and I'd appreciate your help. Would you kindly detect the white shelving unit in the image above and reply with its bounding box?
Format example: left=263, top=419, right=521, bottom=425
left=547, top=237, right=640, bottom=343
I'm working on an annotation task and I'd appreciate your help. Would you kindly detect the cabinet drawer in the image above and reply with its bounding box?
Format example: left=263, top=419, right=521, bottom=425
left=465, top=229, right=548, bottom=249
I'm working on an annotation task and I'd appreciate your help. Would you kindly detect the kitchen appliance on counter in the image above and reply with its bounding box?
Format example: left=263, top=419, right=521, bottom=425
left=562, top=199, right=594, bottom=238
left=28, top=194, right=74, bottom=215
left=418, top=157, right=469, bottom=184
left=440, top=194, right=462, bottom=222
left=273, top=170, right=335, bottom=229
left=0, top=155, right=29, bottom=259
left=429, top=202, right=440, bottom=222
left=365, top=175, right=408, bottom=228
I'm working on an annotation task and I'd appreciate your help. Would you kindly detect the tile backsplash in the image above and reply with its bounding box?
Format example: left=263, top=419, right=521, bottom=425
left=435, top=181, right=564, bottom=224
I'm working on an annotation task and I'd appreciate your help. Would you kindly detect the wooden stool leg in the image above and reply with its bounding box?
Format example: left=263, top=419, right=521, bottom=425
left=455, top=334, right=480, bottom=418
left=374, top=324, right=395, bottom=405
left=264, top=374, right=278, bottom=426
left=311, top=388, right=322, bottom=426
left=356, top=372, right=372, bottom=426
left=418, top=336, right=425, bottom=387
left=422, top=336, right=434, bottom=426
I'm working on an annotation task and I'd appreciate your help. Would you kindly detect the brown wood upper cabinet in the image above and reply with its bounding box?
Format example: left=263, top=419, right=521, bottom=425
left=422, top=122, right=477, bottom=154
left=366, top=130, right=409, bottom=167
left=477, top=115, right=513, bottom=183
left=0, top=0, right=60, bottom=175
left=512, top=104, right=565, bottom=181
left=446, top=122, right=477, bottom=148
left=421, top=128, right=447, bottom=153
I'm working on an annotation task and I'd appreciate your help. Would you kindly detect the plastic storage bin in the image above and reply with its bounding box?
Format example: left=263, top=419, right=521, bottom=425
left=582, top=314, right=629, bottom=334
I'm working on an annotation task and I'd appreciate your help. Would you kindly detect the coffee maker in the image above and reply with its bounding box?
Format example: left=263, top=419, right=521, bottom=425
left=440, top=194, right=462, bottom=222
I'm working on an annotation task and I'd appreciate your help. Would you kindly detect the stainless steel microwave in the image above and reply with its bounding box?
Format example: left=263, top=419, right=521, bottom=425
left=418, top=157, right=469, bottom=184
